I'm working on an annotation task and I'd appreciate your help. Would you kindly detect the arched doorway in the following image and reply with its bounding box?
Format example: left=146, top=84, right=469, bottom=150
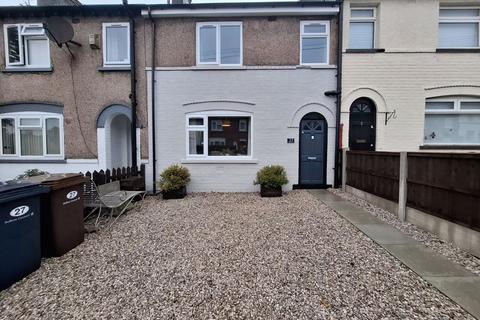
left=109, top=114, right=131, bottom=168
left=349, top=98, right=376, bottom=151
left=96, top=105, right=132, bottom=169
left=299, top=112, right=328, bottom=186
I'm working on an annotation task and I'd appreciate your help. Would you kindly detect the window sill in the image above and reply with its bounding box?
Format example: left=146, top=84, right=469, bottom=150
left=420, top=145, right=480, bottom=150
left=2, top=67, right=53, bottom=73
left=436, top=48, right=480, bottom=53
left=181, top=158, right=258, bottom=164
left=98, top=66, right=131, bottom=72
left=345, top=49, right=385, bottom=53
left=0, top=158, right=66, bottom=163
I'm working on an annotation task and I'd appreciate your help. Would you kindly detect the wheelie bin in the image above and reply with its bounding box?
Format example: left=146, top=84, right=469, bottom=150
left=0, top=181, right=49, bottom=291
left=28, top=173, right=86, bottom=257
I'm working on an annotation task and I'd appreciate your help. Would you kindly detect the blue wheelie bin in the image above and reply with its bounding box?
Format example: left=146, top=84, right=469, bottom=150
left=0, top=181, right=49, bottom=291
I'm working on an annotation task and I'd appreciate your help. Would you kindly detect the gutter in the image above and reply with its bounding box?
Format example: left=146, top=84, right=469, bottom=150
left=123, top=0, right=138, bottom=169
left=148, top=6, right=157, bottom=194
left=333, top=0, right=343, bottom=188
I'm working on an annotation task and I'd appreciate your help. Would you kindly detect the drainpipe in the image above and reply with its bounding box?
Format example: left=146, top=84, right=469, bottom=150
left=148, top=6, right=157, bottom=194
left=123, top=0, right=138, bottom=169
left=334, top=0, right=344, bottom=188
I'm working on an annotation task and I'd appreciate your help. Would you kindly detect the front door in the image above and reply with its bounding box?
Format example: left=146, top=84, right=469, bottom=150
left=349, top=98, right=376, bottom=151
left=299, top=114, right=327, bottom=186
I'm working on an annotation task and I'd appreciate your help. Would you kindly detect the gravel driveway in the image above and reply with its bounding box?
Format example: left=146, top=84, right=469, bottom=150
left=0, top=191, right=473, bottom=319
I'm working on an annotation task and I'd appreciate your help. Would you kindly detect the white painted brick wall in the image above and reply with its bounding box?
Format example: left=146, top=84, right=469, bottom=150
left=153, top=68, right=338, bottom=192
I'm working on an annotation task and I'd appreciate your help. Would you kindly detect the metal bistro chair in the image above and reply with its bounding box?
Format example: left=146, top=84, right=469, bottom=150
left=84, top=180, right=146, bottom=230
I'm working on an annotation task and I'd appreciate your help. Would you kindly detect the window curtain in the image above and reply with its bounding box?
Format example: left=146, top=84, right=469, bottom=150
left=20, top=129, right=43, bottom=156
left=106, top=26, right=128, bottom=63
left=349, top=22, right=374, bottom=49
left=46, top=118, right=60, bottom=155
left=1, top=119, right=15, bottom=154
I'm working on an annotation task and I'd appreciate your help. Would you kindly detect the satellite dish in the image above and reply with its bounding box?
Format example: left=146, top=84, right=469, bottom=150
left=43, top=17, right=81, bottom=57
left=44, top=17, right=74, bottom=45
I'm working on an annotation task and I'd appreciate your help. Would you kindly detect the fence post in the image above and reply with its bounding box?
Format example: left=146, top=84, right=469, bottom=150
left=342, top=148, right=348, bottom=191
left=398, top=152, right=408, bottom=222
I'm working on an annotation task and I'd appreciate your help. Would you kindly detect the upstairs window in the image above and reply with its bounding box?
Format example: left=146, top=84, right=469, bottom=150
left=300, top=21, right=330, bottom=65
left=349, top=8, right=376, bottom=49
left=102, top=22, right=130, bottom=66
left=439, top=8, right=480, bottom=48
left=196, top=22, right=242, bottom=66
left=424, top=97, right=480, bottom=145
left=0, top=113, right=63, bottom=158
left=3, top=23, right=51, bottom=68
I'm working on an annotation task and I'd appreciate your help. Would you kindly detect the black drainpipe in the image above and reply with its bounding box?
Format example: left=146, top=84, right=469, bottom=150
left=123, top=0, right=138, bottom=169
left=148, top=6, right=157, bottom=194
left=334, top=0, right=344, bottom=188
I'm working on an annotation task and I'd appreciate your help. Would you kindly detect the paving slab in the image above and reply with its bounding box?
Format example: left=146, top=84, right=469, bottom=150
left=308, top=189, right=344, bottom=203
left=424, top=276, right=480, bottom=319
left=337, top=210, right=387, bottom=226
left=356, top=224, right=418, bottom=245
left=382, top=244, right=474, bottom=277
left=322, top=200, right=367, bottom=213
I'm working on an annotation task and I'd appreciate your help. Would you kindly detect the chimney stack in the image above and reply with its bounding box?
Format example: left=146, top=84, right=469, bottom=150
left=37, top=0, right=81, bottom=6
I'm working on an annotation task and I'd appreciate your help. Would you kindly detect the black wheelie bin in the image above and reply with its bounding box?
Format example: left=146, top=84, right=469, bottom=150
left=28, top=173, right=86, bottom=257
left=0, top=181, right=49, bottom=291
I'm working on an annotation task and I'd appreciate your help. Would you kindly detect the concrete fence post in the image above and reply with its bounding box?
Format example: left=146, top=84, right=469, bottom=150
left=398, top=152, right=408, bottom=222
left=342, top=148, right=348, bottom=191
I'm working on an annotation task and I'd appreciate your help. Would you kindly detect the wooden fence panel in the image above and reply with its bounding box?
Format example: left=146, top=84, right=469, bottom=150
left=82, top=164, right=145, bottom=187
left=346, top=151, right=400, bottom=201
left=407, top=153, right=480, bottom=232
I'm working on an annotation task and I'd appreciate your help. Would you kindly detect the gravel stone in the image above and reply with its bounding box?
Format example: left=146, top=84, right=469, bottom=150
left=329, top=188, right=480, bottom=276
left=0, top=191, right=474, bottom=319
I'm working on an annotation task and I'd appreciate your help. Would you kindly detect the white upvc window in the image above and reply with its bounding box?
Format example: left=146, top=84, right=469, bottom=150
left=300, top=20, right=330, bottom=65
left=196, top=22, right=243, bottom=66
left=349, top=8, right=376, bottom=49
left=424, top=97, right=480, bottom=145
left=0, top=113, right=64, bottom=159
left=438, top=8, right=480, bottom=48
left=102, top=22, right=130, bottom=66
left=186, top=111, right=252, bottom=159
left=3, top=23, right=51, bottom=68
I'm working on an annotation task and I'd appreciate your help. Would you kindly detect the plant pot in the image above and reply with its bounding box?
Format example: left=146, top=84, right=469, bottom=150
left=161, top=186, right=186, bottom=200
left=260, top=185, right=282, bottom=197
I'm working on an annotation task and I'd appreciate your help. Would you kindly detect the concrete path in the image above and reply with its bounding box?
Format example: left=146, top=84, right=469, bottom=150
left=310, top=190, right=480, bottom=319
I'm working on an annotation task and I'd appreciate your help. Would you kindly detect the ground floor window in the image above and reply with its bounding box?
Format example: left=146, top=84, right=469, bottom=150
left=424, top=97, right=480, bottom=145
left=0, top=113, right=63, bottom=158
left=186, top=113, right=251, bottom=158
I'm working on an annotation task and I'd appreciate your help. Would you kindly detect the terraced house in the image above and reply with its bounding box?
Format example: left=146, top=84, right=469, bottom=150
left=0, top=3, right=148, bottom=181
left=342, top=0, right=480, bottom=152
left=143, top=1, right=342, bottom=192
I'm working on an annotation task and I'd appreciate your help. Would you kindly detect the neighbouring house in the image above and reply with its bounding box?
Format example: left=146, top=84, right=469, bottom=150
left=143, top=1, right=342, bottom=192
left=341, top=0, right=480, bottom=152
left=0, top=4, right=149, bottom=181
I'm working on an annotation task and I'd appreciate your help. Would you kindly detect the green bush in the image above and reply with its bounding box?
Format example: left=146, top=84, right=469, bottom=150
left=158, top=164, right=191, bottom=192
left=254, top=165, right=288, bottom=188
left=16, top=169, right=49, bottom=180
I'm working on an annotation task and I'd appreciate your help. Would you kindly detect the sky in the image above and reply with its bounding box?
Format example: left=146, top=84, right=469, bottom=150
left=1, top=0, right=290, bottom=5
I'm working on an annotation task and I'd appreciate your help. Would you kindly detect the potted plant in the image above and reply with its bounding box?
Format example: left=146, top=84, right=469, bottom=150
left=158, top=164, right=191, bottom=199
left=254, top=165, right=288, bottom=197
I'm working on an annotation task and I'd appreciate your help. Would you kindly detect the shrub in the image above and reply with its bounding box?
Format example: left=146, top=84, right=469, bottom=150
left=158, top=164, right=191, bottom=192
left=16, top=169, right=49, bottom=180
left=254, top=165, right=288, bottom=188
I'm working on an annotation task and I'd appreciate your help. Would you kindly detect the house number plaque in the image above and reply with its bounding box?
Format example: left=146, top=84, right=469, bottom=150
left=287, top=138, right=295, bottom=143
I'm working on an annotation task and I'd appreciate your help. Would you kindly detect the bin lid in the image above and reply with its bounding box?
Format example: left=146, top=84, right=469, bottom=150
left=26, top=173, right=86, bottom=190
left=0, top=180, right=49, bottom=204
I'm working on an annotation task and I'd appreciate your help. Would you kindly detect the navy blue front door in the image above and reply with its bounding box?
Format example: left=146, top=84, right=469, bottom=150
left=299, top=114, right=327, bottom=185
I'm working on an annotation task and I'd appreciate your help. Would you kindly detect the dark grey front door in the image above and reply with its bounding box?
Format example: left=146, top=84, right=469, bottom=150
left=299, top=115, right=327, bottom=185
left=349, top=98, right=376, bottom=151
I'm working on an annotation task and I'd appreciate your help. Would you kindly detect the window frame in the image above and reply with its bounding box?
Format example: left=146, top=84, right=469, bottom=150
left=196, top=21, right=243, bottom=66
left=300, top=20, right=330, bottom=66
left=102, top=22, right=131, bottom=67
left=0, top=112, right=64, bottom=159
left=3, top=23, right=51, bottom=69
left=349, top=7, right=377, bottom=49
left=424, top=97, right=480, bottom=146
left=185, top=111, right=253, bottom=160
left=438, top=7, right=480, bottom=49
